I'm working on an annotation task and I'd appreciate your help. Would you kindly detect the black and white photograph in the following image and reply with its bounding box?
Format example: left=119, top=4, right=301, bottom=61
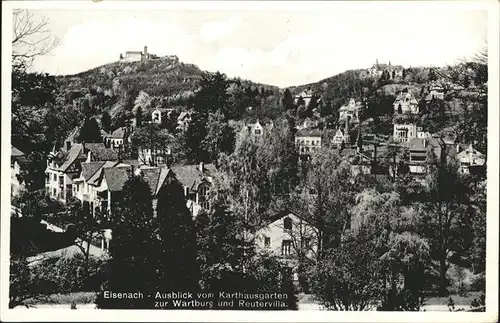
left=1, top=1, right=498, bottom=321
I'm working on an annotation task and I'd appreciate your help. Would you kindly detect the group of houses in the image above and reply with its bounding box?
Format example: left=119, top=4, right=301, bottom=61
left=286, top=85, right=485, bottom=178
left=12, top=116, right=319, bottom=279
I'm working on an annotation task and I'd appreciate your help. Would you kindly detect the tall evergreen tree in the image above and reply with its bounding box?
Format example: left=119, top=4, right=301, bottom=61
left=100, top=111, right=112, bottom=133
left=194, top=71, right=230, bottom=117
left=282, top=88, right=295, bottom=111
left=135, top=106, right=143, bottom=128
left=77, top=117, right=102, bottom=143
left=96, top=174, right=157, bottom=309
left=155, top=177, right=199, bottom=292
left=181, top=112, right=209, bottom=163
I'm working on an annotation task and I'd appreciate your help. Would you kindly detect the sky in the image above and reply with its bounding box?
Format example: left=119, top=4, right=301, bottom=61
left=16, top=3, right=488, bottom=88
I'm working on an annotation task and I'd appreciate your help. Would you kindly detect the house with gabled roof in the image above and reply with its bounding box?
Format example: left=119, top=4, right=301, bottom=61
left=91, top=161, right=216, bottom=218
left=102, top=127, right=131, bottom=151
left=45, top=141, right=118, bottom=204
left=177, top=111, right=193, bottom=131
left=454, top=143, right=486, bottom=175
left=151, top=107, right=173, bottom=125
left=254, top=209, right=319, bottom=284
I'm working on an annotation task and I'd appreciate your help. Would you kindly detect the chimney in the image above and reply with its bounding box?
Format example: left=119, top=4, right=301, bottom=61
left=199, top=162, right=204, bottom=172
left=456, top=144, right=460, bottom=154
left=144, top=46, right=148, bottom=56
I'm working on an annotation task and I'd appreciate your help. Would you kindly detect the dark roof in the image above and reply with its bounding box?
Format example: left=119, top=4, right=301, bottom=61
left=85, top=143, right=118, bottom=161
left=88, top=161, right=119, bottom=186
left=58, top=144, right=84, bottom=172
left=171, top=164, right=216, bottom=190
left=295, top=129, right=323, bottom=137
left=103, top=167, right=130, bottom=191
left=81, top=162, right=105, bottom=181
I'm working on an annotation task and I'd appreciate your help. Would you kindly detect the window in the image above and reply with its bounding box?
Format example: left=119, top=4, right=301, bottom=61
left=254, top=129, right=262, bottom=135
left=303, top=237, right=312, bottom=248
left=284, top=217, right=292, bottom=230
left=52, top=188, right=57, bottom=197
left=53, top=174, right=57, bottom=181
left=281, top=240, right=292, bottom=256
left=198, top=184, right=210, bottom=209
left=264, top=236, right=271, bottom=248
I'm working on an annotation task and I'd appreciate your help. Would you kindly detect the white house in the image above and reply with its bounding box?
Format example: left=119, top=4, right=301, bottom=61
left=339, top=98, right=361, bottom=123
left=294, top=88, right=313, bottom=107
left=393, top=124, right=427, bottom=143
left=177, top=111, right=193, bottom=131
left=151, top=108, right=173, bottom=125
left=255, top=211, right=318, bottom=265
left=295, top=129, right=322, bottom=155
left=103, top=127, right=130, bottom=151
left=456, top=144, right=486, bottom=175
left=45, top=142, right=118, bottom=203
left=331, top=129, right=350, bottom=148
left=393, top=90, right=419, bottom=114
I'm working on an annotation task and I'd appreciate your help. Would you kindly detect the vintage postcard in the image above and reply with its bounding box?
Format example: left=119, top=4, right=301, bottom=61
left=1, top=1, right=498, bottom=322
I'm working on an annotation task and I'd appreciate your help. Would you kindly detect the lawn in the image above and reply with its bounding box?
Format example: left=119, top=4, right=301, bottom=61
left=23, top=292, right=97, bottom=306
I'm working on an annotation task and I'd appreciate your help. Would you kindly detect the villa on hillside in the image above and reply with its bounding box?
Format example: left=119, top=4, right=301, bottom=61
left=245, top=119, right=274, bottom=140
left=295, top=129, right=322, bottom=156
left=393, top=123, right=429, bottom=143
left=454, top=143, right=486, bottom=175
left=339, top=98, right=362, bottom=123
left=151, top=107, right=174, bottom=125
left=393, top=89, right=420, bottom=114
left=294, top=87, right=313, bottom=107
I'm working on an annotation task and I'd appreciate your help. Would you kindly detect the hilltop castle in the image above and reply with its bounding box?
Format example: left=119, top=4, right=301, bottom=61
left=119, top=46, right=158, bottom=62
left=360, top=59, right=404, bottom=80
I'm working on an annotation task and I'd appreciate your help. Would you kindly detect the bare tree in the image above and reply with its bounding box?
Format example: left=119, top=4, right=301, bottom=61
left=12, top=9, right=59, bottom=69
